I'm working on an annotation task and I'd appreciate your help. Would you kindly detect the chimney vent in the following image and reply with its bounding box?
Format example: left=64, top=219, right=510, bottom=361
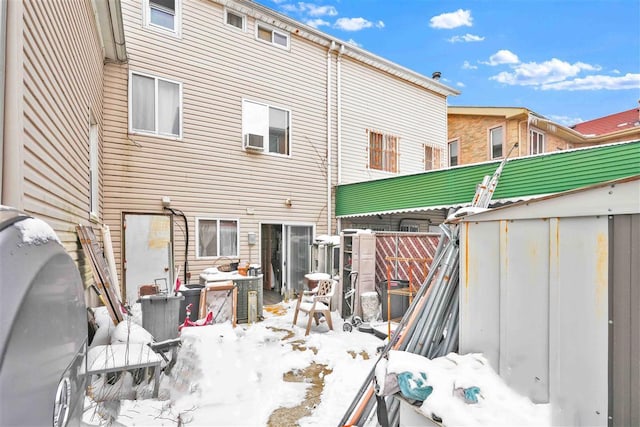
left=432, top=71, right=441, bottom=80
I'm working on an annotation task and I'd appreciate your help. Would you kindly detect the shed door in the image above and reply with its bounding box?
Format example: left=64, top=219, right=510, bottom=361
left=123, top=213, right=173, bottom=303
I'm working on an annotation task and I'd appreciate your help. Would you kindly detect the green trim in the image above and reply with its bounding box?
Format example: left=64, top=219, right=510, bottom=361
left=336, top=141, right=640, bottom=217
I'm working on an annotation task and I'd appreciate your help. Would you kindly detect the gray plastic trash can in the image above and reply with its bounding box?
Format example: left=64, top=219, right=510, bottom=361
left=179, top=285, right=204, bottom=323
left=141, top=293, right=184, bottom=341
left=378, top=280, right=410, bottom=321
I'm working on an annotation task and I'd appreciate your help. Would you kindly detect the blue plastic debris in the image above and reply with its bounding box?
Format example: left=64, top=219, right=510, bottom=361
left=397, top=372, right=433, bottom=401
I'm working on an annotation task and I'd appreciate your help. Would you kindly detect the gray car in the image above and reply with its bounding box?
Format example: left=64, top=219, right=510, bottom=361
left=0, top=206, right=87, bottom=426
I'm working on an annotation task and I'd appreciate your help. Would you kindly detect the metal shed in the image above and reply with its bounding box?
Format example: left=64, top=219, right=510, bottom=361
left=459, top=175, right=639, bottom=426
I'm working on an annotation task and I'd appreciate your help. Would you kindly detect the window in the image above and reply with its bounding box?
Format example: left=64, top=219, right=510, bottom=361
left=369, top=131, right=398, bottom=172
left=196, top=218, right=239, bottom=258
left=489, top=126, right=504, bottom=159
left=530, top=129, right=545, bottom=155
left=130, top=72, right=182, bottom=138
left=242, top=100, right=290, bottom=155
left=89, top=118, right=99, bottom=218
left=144, top=0, right=181, bottom=35
left=225, top=9, right=245, bottom=30
left=448, top=139, right=459, bottom=166
left=256, top=24, right=289, bottom=49
left=424, top=145, right=434, bottom=171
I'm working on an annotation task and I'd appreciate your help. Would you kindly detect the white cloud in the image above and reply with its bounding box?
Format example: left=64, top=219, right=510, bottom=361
left=456, top=82, right=466, bottom=88
left=540, top=73, right=640, bottom=91
left=282, top=2, right=338, bottom=16
left=347, top=38, right=362, bottom=48
left=376, top=20, right=385, bottom=29
left=484, top=50, right=520, bottom=66
left=612, top=69, right=621, bottom=74
left=430, top=9, right=472, bottom=29
left=548, top=114, right=583, bottom=126
left=335, top=17, right=374, bottom=31
left=462, top=61, right=478, bottom=70
left=491, top=58, right=600, bottom=86
left=306, top=18, right=330, bottom=28
left=448, top=33, right=484, bottom=43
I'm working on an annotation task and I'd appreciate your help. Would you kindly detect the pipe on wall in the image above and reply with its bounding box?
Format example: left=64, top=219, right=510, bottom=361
left=1, top=0, right=23, bottom=208
left=326, top=42, right=335, bottom=235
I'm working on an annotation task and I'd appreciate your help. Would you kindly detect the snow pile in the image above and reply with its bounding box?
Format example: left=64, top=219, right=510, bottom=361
left=14, top=217, right=60, bottom=245
left=381, top=350, right=550, bottom=426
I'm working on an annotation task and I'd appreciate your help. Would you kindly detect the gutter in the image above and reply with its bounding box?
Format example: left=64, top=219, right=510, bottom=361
left=1, top=0, right=23, bottom=208
left=0, top=0, right=6, bottom=200
left=216, top=0, right=459, bottom=97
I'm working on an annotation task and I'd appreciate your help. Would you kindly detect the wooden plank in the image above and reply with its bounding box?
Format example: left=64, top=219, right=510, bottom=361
left=77, top=225, right=123, bottom=324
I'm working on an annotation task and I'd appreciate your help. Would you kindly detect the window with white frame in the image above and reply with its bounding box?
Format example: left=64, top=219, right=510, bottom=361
left=225, top=9, right=245, bottom=31
left=256, top=24, right=289, bottom=48
left=369, top=130, right=398, bottom=173
left=448, top=139, right=459, bottom=166
left=489, top=126, right=504, bottom=159
left=130, top=72, right=182, bottom=138
left=196, top=218, right=239, bottom=258
left=529, top=129, right=545, bottom=155
left=143, top=0, right=181, bottom=35
left=89, top=118, right=99, bottom=218
left=242, top=100, right=290, bottom=155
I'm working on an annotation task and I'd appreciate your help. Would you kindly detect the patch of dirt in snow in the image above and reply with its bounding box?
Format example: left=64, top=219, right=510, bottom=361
left=264, top=305, right=288, bottom=316
left=290, top=339, right=318, bottom=355
left=267, top=362, right=333, bottom=427
left=347, top=350, right=370, bottom=360
left=266, top=326, right=295, bottom=340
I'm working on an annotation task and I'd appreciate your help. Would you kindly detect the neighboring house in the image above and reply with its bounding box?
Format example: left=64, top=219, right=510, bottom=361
left=0, top=0, right=126, bottom=301
left=101, top=0, right=458, bottom=301
left=447, top=106, right=640, bottom=166
left=336, top=140, right=640, bottom=231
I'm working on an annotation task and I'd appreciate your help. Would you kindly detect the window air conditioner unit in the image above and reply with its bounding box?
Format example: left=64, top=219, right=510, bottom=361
left=244, top=134, right=264, bottom=151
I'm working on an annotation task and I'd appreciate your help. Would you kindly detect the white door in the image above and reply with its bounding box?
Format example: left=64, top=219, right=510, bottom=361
left=123, top=213, right=173, bottom=303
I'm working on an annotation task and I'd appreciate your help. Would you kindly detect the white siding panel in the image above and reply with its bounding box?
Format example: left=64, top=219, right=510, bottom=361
left=104, top=0, right=333, bottom=280
left=22, top=0, right=104, bottom=262
left=340, top=56, right=447, bottom=184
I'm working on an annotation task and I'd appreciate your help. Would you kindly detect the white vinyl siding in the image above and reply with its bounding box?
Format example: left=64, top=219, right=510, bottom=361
left=22, top=0, right=104, bottom=259
left=196, top=218, right=239, bottom=258
left=339, top=56, right=448, bottom=184
left=143, top=0, right=181, bottom=36
left=130, top=71, right=182, bottom=138
left=104, top=1, right=332, bottom=276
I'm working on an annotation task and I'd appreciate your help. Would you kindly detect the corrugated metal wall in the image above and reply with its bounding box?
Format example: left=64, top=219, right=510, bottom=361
left=609, top=214, right=640, bottom=426
left=460, top=216, right=610, bottom=426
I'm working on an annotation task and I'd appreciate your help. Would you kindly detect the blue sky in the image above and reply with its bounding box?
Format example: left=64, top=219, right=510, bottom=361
left=262, top=0, right=640, bottom=126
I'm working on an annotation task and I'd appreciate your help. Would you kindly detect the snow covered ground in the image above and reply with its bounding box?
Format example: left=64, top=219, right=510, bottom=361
left=84, top=300, right=549, bottom=426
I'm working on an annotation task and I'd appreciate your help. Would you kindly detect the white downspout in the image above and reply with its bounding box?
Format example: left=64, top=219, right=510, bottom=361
left=2, top=0, right=23, bottom=208
left=336, top=45, right=344, bottom=233
left=326, top=42, right=334, bottom=235
left=0, top=0, right=6, bottom=198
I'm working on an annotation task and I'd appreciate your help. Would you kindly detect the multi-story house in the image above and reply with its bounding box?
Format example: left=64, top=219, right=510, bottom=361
left=101, top=0, right=458, bottom=301
left=447, top=106, right=640, bottom=166
left=0, top=0, right=126, bottom=303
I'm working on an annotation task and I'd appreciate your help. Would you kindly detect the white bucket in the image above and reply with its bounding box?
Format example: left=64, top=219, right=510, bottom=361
left=360, top=291, right=380, bottom=322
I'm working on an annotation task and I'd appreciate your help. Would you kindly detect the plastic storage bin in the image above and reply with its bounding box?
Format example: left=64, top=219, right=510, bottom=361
left=378, top=280, right=410, bottom=321
left=179, top=285, right=204, bottom=323
left=141, top=293, right=184, bottom=341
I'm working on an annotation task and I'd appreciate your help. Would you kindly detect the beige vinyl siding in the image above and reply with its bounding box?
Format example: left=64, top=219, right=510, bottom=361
left=339, top=56, right=448, bottom=184
left=103, top=0, right=333, bottom=285
left=21, top=0, right=104, bottom=268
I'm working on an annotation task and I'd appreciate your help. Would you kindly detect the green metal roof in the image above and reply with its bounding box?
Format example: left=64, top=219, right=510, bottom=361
left=336, top=140, right=640, bottom=217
